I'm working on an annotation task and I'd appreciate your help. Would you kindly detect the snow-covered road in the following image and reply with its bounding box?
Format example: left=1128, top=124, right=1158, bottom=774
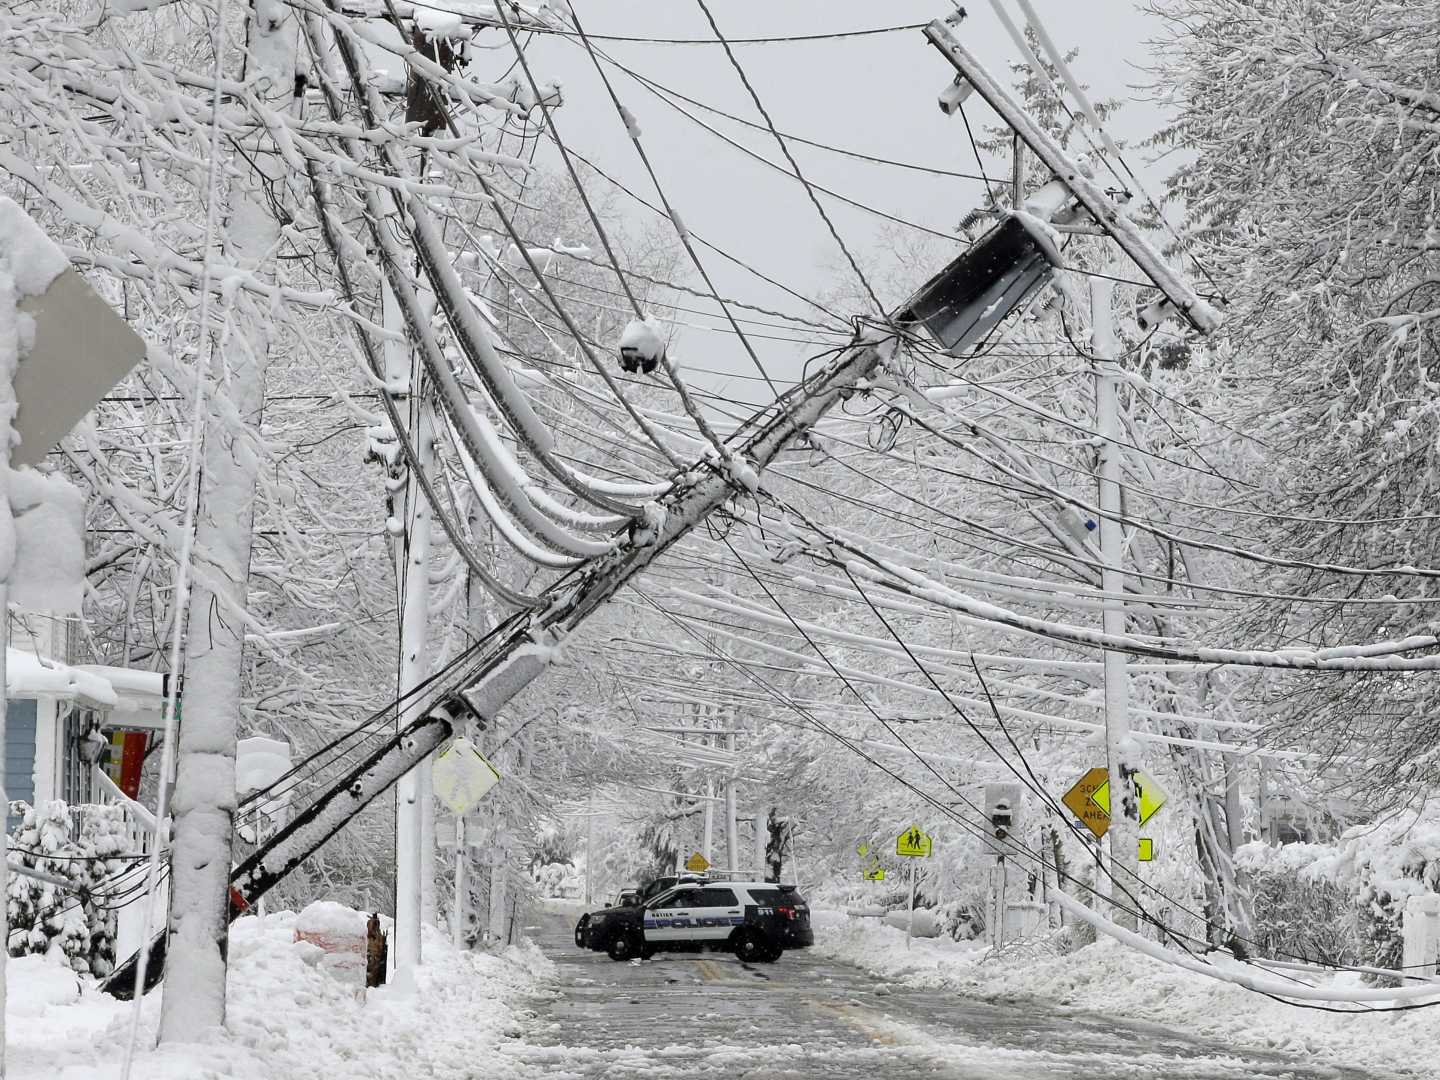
left=503, top=911, right=1394, bottom=1079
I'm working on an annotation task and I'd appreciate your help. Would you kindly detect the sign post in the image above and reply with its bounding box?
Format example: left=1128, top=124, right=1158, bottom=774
left=895, top=826, right=933, bottom=949
left=432, top=737, right=501, bottom=950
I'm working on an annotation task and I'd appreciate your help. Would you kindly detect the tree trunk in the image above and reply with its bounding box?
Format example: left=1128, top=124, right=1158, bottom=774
left=765, top=809, right=786, bottom=883
left=159, top=0, right=295, bottom=1040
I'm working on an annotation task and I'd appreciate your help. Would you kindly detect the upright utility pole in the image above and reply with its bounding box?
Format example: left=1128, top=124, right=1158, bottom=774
left=701, top=707, right=715, bottom=863
left=387, top=276, right=437, bottom=973
left=1091, top=277, right=1140, bottom=929
left=584, top=794, right=593, bottom=907
left=724, top=732, right=740, bottom=873
left=701, top=774, right=715, bottom=863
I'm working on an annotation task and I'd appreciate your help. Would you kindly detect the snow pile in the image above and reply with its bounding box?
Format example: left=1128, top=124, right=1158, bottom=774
left=881, top=908, right=941, bottom=938
left=813, top=911, right=1437, bottom=1077
left=235, top=736, right=291, bottom=796
left=293, top=900, right=370, bottom=939
left=8, top=907, right=551, bottom=1080
left=7, top=954, right=82, bottom=1016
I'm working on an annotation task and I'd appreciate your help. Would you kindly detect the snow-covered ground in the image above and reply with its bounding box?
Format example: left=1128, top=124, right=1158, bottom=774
left=11, top=907, right=550, bottom=1080
left=812, top=910, right=1434, bottom=1078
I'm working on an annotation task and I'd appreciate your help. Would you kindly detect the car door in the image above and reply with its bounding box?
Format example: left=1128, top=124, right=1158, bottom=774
left=692, top=887, right=743, bottom=941
left=643, top=887, right=701, bottom=944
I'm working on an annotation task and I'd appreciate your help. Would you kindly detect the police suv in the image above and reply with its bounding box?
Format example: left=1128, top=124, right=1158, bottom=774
left=576, top=880, right=809, bottom=963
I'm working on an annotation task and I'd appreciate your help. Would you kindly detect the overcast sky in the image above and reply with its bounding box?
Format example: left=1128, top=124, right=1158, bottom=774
left=499, top=1, right=1168, bottom=403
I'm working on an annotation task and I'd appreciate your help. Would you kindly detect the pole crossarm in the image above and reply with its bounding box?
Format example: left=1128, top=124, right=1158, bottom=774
left=922, top=20, right=1223, bottom=336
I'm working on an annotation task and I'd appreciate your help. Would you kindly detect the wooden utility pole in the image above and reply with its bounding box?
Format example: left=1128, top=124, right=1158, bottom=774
left=1091, top=276, right=1141, bottom=930
left=387, top=275, right=437, bottom=975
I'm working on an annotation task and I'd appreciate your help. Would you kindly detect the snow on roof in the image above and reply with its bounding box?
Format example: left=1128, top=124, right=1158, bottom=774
left=8, top=648, right=118, bottom=707
left=73, top=664, right=165, bottom=702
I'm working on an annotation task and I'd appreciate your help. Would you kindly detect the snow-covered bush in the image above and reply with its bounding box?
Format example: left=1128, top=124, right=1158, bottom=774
left=933, top=899, right=983, bottom=942
left=1237, top=808, right=1440, bottom=978
left=7, top=799, right=136, bottom=975
left=1235, top=842, right=1361, bottom=968
left=530, top=861, right=577, bottom=898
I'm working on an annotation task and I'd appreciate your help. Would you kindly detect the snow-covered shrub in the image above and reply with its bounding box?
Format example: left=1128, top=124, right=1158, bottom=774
left=7, top=799, right=136, bottom=975
left=530, top=861, right=575, bottom=898
left=933, top=899, right=983, bottom=941
left=1238, top=810, right=1440, bottom=979
left=1235, top=842, right=1361, bottom=968
left=1326, top=812, right=1440, bottom=980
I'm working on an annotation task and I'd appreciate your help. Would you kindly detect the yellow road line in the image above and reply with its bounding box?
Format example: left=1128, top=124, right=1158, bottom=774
left=813, top=1002, right=897, bottom=1046
left=697, top=959, right=724, bottom=982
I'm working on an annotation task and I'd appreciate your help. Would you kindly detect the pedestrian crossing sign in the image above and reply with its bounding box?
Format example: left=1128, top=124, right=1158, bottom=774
left=896, top=825, right=932, bottom=858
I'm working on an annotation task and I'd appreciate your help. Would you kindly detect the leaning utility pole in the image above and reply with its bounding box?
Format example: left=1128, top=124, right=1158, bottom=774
left=105, top=322, right=904, bottom=1000
left=1091, top=276, right=1140, bottom=928
left=222, top=327, right=901, bottom=908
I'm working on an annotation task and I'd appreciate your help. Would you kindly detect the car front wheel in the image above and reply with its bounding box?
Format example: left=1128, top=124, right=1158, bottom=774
left=574, top=916, right=590, bottom=948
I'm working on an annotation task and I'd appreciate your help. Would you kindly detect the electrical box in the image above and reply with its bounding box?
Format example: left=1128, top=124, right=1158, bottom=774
left=898, top=214, right=1062, bottom=357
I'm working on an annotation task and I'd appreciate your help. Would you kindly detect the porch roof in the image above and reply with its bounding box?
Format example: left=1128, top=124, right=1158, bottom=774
left=7, top=648, right=117, bottom=708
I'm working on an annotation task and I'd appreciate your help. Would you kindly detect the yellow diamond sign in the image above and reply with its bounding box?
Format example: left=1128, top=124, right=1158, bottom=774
left=1090, top=772, right=1168, bottom=826
left=685, top=851, right=711, bottom=873
left=432, top=738, right=501, bottom=815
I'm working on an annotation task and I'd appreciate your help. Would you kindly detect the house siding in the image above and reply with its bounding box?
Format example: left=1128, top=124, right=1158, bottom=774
left=5, top=699, right=39, bottom=814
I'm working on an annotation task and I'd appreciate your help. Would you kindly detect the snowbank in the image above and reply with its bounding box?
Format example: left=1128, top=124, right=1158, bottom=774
left=9, top=907, right=551, bottom=1079
left=813, top=911, right=1434, bottom=1077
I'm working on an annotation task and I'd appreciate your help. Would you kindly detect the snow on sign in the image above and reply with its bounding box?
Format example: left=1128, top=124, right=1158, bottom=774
left=896, top=826, right=932, bottom=858
left=431, top=738, right=501, bottom=815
